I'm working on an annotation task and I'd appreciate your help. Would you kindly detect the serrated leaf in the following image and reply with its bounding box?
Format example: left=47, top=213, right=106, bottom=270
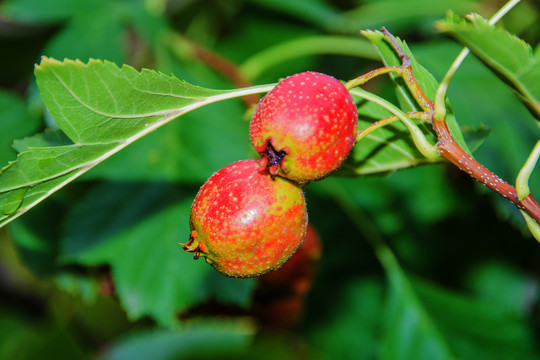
left=361, top=30, right=471, bottom=154
left=60, top=183, right=255, bottom=326
left=0, top=57, right=273, bottom=228
left=338, top=99, right=440, bottom=176
left=437, top=13, right=540, bottom=120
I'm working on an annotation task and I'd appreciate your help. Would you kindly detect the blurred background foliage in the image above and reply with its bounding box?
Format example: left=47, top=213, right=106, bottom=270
left=0, top=0, right=539, bottom=359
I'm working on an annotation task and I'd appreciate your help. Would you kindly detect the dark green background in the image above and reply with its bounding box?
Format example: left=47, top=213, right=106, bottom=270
left=0, top=0, right=539, bottom=359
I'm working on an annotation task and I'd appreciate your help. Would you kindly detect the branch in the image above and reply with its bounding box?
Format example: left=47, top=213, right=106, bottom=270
left=432, top=119, right=540, bottom=224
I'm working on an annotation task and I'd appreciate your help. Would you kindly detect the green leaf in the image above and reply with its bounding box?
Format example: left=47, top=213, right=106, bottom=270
left=361, top=29, right=471, bottom=154
left=413, top=40, right=540, bottom=226
left=322, top=180, right=457, bottom=360
left=437, top=13, right=540, bottom=120
left=307, top=278, right=383, bottom=359
left=413, top=277, right=538, bottom=360
left=60, top=182, right=255, bottom=326
left=105, top=319, right=254, bottom=360
left=465, top=261, right=537, bottom=316
left=339, top=99, right=440, bottom=176
left=381, top=268, right=458, bottom=360
left=85, top=99, right=254, bottom=183
left=0, top=57, right=273, bottom=228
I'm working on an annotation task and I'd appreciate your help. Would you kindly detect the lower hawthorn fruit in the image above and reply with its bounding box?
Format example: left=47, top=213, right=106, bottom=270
left=182, top=158, right=308, bottom=278
left=249, top=71, right=358, bottom=182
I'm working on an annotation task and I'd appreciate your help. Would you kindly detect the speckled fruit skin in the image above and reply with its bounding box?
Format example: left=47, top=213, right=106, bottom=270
left=249, top=71, right=358, bottom=182
left=183, top=159, right=308, bottom=278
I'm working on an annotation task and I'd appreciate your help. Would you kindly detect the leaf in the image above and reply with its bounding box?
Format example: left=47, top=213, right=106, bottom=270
left=436, top=13, right=540, bottom=120
left=413, top=40, right=540, bottom=226
left=0, top=57, right=273, bottom=228
left=361, top=29, right=471, bottom=154
left=381, top=267, right=458, bottom=360
left=322, top=178, right=538, bottom=359
left=85, top=99, right=254, bottom=183
left=339, top=99, right=440, bottom=176
left=413, top=277, right=538, bottom=360
left=322, top=180, right=458, bottom=360
left=306, top=278, right=383, bottom=359
left=104, top=319, right=254, bottom=360
left=60, top=182, right=255, bottom=326
left=464, top=261, right=538, bottom=316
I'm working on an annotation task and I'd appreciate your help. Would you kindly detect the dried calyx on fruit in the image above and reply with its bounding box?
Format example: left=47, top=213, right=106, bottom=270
left=249, top=71, right=358, bottom=183
left=182, top=159, right=308, bottom=278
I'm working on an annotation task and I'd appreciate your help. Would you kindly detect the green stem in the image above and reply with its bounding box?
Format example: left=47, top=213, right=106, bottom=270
left=520, top=211, right=540, bottom=242
left=345, top=66, right=402, bottom=90
left=240, top=36, right=379, bottom=80
left=488, top=0, right=522, bottom=25
left=434, top=48, right=469, bottom=121
left=356, top=111, right=431, bottom=143
left=434, top=0, right=522, bottom=120
left=516, top=140, right=540, bottom=200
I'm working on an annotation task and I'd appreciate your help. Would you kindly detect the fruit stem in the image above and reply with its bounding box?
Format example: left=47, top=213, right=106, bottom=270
left=345, top=66, right=402, bottom=90
left=349, top=87, right=440, bottom=160
left=355, top=111, right=431, bottom=143
left=516, top=140, right=540, bottom=201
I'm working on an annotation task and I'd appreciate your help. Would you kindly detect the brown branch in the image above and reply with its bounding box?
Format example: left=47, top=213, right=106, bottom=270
left=432, top=119, right=540, bottom=224
left=371, top=28, right=540, bottom=226
left=188, top=40, right=260, bottom=108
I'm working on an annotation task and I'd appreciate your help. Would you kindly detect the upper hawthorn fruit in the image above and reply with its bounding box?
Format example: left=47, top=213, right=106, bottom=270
left=182, top=159, right=308, bottom=278
left=249, top=71, right=358, bottom=182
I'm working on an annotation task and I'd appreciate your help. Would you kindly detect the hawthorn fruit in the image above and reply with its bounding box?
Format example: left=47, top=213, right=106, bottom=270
left=249, top=71, right=358, bottom=182
left=183, top=159, right=308, bottom=278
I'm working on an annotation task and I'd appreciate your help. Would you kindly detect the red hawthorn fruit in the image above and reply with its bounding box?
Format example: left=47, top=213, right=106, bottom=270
left=182, top=159, right=308, bottom=278
left=249, top=71, right=358, bottom=182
